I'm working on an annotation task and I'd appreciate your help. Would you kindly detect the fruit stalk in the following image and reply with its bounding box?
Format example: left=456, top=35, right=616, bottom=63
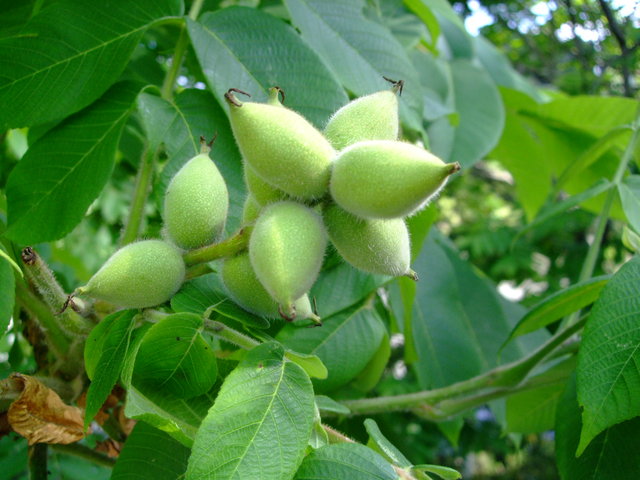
left=182, top=227, right=252, bottom=266
left=120, top=145, right=157, bottom=246
left=21, top=247, right=92, bottom=335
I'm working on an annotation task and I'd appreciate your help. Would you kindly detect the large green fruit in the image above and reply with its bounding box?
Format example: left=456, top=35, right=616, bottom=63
left=330, top=140, right=460, bottom=219
left=244, top=165, right=287, bottom=206
left=323, top=204, right=413, bottom=277
left=324, top=87, right=400, bottom=150
left=221, top=252, right=319, bottom=322
left=163, top=152, right=228, bottom=250
left=225, top=89, right=335, bottom=199
left=249, top=201, right=326, bottom=317
left=76, top=240, right=185, bottom=308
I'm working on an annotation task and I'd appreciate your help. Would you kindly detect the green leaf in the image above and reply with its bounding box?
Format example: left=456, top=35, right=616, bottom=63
left=85, top=309, right=137, bottom=428
left=294, top=443, right=397, bottom=480
left=506, top=357, right=576, bottom=434
left=187, top=7, right=347, bottom=128
left=505, top=276, right=609, bottom=343
left=311, top=262, right=388, bottom=318
left=284, top=351, right=328, bottom=380
left=364, top=418, right=412, bottom=468
left=351, top=330, right=391, bottom=392
left=473, top=36, right=540, bottom=100
left=5, top=82, right=140, bottom=244
left=412, top=464, right=461, bottom=480
left=490, top=88, right=549, bottom=220
left=171, top=273, right=270, bottom=329
left=407, top=0, right=464, bottom=32
left=0, top=256, right=15, bottom=336
left=284, top=0, right=423, bottom=132
left=187, top=342, right=315, bottom=480
left=277, top=302, right=386, bottom=393
left=533, top=96, right=637, bottom=140
left=111, top=422, right=190, bottom=480
left=315, top=395, right=351, bottom=415
left=133, top=313, right=217, bottom=399
left=516, top=179, right=614, bottom=238
left=618, top=176, right=640, bottom=234
left=429, top=60, right=504, bottom=168
left=0, top=0, right=182, bottom=129
left=138, top=89, right=245, bottom=235
left=556, top=375, right=640, bottom=480
left=622, top=225, right=640, bottom=253
left=402, top=231, right=548, bottom=389
left=555, top=126, right=632, bottom=192
left=84, top=313, right=119, bottom=380
left=576, top=256, right=640, bottom=455
left=125, top=383, right=215, bottom=447
left=121, top=323, right=152, bottom=388
left=402, top=0, right=441, bottom=48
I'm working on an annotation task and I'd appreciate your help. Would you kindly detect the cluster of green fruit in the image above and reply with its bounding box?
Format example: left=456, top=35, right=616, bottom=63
left=73, top=80, right=459, bottom=324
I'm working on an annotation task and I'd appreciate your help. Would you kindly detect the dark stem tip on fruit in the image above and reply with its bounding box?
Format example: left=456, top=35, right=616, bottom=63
left=21, top=247, right=37, bottom=265
left=270, top=86, right=286, bottom=104
left=224, top=88, right=251, bottom=107
left=383, top=76, right=404, bottom=96
left=278, top=303, right=296, bottom=322
left=405, top=270, right=419, bottom=282
left=449, top=162, right=462, bottom=174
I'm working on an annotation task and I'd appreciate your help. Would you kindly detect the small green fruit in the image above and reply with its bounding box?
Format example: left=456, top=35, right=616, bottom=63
left=324, top=204, right=412, bottom=277
left=164, top=152, right=229, bottom=250
left=221, top=252, right=320, bottom=322
left=241, top=194, right=262, bottom=225
left=324, top=87, right=400, bottom=150
left=77, top=240, right=185, bottom=308
left=249, top=201, right=326, bottom=316
left=225, top=89, right=335, bottom=199
left=330, top=140, right=460, bottom=219
left=244, top=165, right=287, bottom=206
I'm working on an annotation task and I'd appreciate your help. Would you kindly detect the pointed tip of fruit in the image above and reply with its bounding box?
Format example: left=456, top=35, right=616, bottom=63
left=405, top=269, right=419, bottom=281
left=448, top=162, right=461, bottom=174
left=268, top=86, right=285, bottom=105
left=307, top=312, right=322, bottom=327
left=278, top=302, right=296, bottom=322
left=224, top=88, right=250, bottom=107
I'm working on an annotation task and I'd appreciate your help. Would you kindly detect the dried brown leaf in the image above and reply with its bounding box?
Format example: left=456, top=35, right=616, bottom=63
left=96, top=438, right=122, bottom=458
left=7, top=373, right=85, bottom=445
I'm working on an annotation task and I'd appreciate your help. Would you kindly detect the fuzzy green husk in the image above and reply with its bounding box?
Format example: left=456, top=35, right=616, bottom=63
left=324, top=204, right=411, bottom=276
left=330, top=140, right=460, bottom=219
left=164, top=153, right=228, bottom=250
left=79, top=240, right=185, bottom=308
left=249, top=201, right=326, bottom=314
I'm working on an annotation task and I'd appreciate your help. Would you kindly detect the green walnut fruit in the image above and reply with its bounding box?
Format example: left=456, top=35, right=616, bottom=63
left=221, top=252, right=320, bottom=323
left=241, top=194, right=262, bottom=225
left=244, top=165, right=287, bottom=206
left=225, top=89, right=335, bottom=199
left=249, top=201, right=326, bottom=317
left=324, top=85, right=400, bottom=150
left=324, top=204, right=415, bottom=278
left=330, top=140, right=460, bottom=219
left=76, top=240, right=185, bottom=308
left=164, top=152, right=228, bottom=250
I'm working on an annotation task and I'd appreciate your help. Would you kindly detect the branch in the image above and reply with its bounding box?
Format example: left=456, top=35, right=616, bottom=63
left=160, top=0, right=206, bottom=100
left=51, top=443, right=116, bottom=468
left=339, top=317, right=585, bottom=416
left=120, top=146, right=157, bottom=246
left=597, top=0, right=633, bottom=96
left=21, top=247, right=92, bottom=335
left=183, top=227, right=251, bottom=266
